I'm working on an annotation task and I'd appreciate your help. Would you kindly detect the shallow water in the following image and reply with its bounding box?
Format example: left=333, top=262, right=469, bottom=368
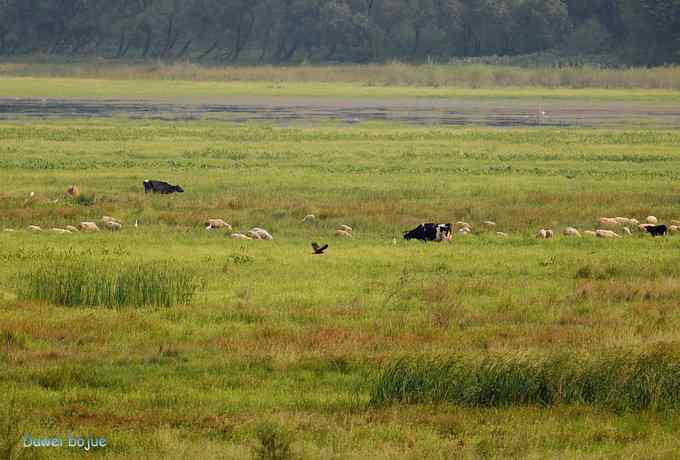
left=1, top=96, right=678, bottom=128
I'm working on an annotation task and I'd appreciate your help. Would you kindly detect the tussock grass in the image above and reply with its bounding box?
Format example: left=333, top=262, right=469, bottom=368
left=371, top=344, right=680, bottom=411
left=16, top=257, right=197, bottom=308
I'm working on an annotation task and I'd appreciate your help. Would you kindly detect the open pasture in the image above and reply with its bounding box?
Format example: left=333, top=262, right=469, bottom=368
left=3, top=117, right=680, bottom=458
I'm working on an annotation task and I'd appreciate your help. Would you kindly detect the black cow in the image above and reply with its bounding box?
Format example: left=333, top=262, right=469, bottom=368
left=403, top=223, right=452, bottom=242
left=143, top=180, right=184, bottom=194
left=645, top=224, right=667, bottom=237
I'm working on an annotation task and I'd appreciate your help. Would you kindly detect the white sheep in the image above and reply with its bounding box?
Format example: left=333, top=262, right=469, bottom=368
left=338, top=224, right=353, bottom=233
left=599, top=217, right=619, bottom=227
left=102, top=215, right=120, bottom=224
left=250, top=228, right=273, bottom=240
left=647, top=216, right=658, bottom=224
left=205, top=219, right=232, bottom=230
left=78, top=222, right=100, bottom=232
left=596, top=229, right=620, bottom=238
left=231, top=233, right=252, bottom=240
left=103, top=221, right=122, bottom=231
left=302, top=214, right=316, bottom=224
left=563, top=227, right=581, bottom=237
left=27, top=225, right=42, bottom=232
left=336, top=229, right=352, bottom=238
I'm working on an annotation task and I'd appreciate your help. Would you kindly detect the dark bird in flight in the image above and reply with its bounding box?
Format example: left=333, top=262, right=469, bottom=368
left=311, top=242, right=328, bottom=255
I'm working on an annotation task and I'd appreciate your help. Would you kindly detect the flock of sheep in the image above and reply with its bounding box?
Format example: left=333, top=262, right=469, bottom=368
left=8, top=215, right=126, bottom=234
left=203, top=215, right=353, bottom=240
left=535, top=215, right=678, bottom=240
left=3, top=186, right=676, bottom=243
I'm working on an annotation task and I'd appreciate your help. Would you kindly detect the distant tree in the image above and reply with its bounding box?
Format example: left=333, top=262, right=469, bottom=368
left=511, top=0, right=571, bottom=54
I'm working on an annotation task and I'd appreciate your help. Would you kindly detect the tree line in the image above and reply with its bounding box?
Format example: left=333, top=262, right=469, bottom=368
left=0, top=0, right=678, bottom=65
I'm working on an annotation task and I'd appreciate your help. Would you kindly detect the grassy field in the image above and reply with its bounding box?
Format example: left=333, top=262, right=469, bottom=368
left=2, top=69, right=680, bottom=459
left=2, top=60, right=680, bottom=102
left=2, top=60, right=680, bottom=90
left=3, top=76, right=680, bottom=103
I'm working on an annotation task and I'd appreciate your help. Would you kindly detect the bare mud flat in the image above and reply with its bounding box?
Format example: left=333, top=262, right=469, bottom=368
left=1, top=96, right=679, bottom=128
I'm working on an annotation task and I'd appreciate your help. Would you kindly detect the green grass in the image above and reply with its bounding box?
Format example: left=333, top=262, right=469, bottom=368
left=3, top=60, right=680, bottom=89
left=371, top=344, right=680, bottom=411
left=2, top=75, right=680, bottom=102
left=2, top=61, right=680, bottom=103
left=3, top=118, right=680, bottom=458
left=16, top=256, right=198, bottom=308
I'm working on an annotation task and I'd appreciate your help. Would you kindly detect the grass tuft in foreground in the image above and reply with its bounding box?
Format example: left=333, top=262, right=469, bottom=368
left=17, top=257, right=198, bottom=308
left=371, top=344, right=680, bottom=411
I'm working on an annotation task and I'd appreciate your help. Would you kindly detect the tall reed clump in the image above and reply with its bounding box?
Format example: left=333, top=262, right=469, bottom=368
left=370, top=344, right=680, bottom=411
left=17, top=258, right=198, bottom=308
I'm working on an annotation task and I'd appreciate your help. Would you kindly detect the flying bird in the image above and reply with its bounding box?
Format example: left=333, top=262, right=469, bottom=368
left=311, top=242, right=328, bottom=255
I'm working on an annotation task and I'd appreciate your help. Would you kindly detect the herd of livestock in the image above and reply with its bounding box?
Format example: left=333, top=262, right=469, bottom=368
left=2, top=181, right=677, bottom=244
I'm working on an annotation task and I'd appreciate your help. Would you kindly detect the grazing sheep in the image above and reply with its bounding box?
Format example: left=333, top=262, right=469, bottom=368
left=563, top=227, right=581, bottom=237
left=250, top=227, right=273, bottom=240
left=647, top=216, right=658, bottom=224
left=103, top=221, right=122, bottom=231
left=669, top=225, right=680, bottom=234
left=3, top=229, right=15, bottom=232
left=66, top=185, right=80, bottom=198
left=455, top=221, right=472, bottom=230
left=338, top=224, right=353, bottom=233
left=336, top=229, right=352, bottom=238
left=546, top=229, right=554, bottom=238
left=27, top=225, right=42, bottom=232
left=78, top=222, right=100, bottom=232
left=246, top=230, right=262, bottom=240
left=596, top=229, right=620, bottom=238
left=51, top=228, right=71, bottom=234
left=496, top=232, right=509, bottom=237
left=102, top=216, right=121, bottom=225
left=671, top=220, right=680, bottom=227
left=231, top=233, right=252, bottom=240
left=599, top=217, right=620, bottom=227
left=205, top=219, right=231, bottom=230
left=584, top=230, right=597, bottom=237
left=613, top=217, right=638, bottom=226
left=303, top=214, right=316, bottom=224
left=65, top=225, right=79, bottom=232
left=483, top=221, right=496, bottom=227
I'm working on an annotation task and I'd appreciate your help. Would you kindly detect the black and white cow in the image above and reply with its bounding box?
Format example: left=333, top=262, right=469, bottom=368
left=143, top=180, right=184, bottom=194
left=403, top=223, right=452, bottom=242
left=645, top=224, right=667, bottom=237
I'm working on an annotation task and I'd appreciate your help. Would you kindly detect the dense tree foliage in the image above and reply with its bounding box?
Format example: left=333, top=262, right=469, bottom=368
left=0, top=0, right=677, bottom=64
